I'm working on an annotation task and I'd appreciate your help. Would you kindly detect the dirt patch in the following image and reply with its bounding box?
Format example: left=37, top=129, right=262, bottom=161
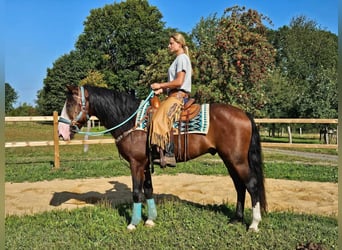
left=5, top=174, right=337, bottom=217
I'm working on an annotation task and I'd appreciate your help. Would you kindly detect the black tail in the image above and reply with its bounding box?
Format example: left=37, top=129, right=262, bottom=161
left=247, top=113, right=267, bottom=212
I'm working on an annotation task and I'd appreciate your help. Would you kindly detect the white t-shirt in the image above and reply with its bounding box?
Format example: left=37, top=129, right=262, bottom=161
left=167, top=53, right=192, bottom=93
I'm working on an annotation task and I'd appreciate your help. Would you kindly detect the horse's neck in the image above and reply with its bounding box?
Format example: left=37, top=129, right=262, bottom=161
left=90, top=93, right=138, bottom=138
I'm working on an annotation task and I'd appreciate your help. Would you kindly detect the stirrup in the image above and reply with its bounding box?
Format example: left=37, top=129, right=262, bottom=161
left=151, top=145, right=176, bottom=168
left=152, top=149, right=167, bottom=168
left=152, top=157, right=167, bottom=167
left=164, top=155, right=176, bottom=167
left=152, top=155, right=176, bottom=167
left=152, top=155, right=176, bottom=168
left=153, top=148, right=166, bottom=168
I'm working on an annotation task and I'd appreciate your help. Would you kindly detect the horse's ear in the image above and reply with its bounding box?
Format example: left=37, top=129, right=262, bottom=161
left=66, top=85, right=78, bottom=95
left=66, top=85, right=74, bottom=92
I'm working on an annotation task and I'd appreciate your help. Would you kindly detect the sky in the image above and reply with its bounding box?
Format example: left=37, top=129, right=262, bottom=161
left=5, top=0, right=338, bottom=107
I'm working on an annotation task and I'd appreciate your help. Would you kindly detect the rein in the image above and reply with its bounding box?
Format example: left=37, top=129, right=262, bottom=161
left=59, top=87, right=154, bottom=137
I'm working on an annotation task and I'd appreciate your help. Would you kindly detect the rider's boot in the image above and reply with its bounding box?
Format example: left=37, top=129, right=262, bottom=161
left=164, top=142, right=176, bottom=167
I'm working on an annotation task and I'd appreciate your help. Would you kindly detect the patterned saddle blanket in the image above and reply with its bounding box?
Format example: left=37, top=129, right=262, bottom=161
left=135, top=100, right=210, bottom=135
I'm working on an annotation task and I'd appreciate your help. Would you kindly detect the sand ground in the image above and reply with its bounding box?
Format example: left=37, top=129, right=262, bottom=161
left=5, top=173, right=337, bottom=217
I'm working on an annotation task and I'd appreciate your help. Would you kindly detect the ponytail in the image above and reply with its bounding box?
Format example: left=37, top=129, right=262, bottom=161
left=183, top=45, right=190, bottom=57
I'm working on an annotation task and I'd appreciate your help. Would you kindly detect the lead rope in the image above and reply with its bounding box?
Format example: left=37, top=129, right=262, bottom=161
left=75, top=90, right=154, bottom=137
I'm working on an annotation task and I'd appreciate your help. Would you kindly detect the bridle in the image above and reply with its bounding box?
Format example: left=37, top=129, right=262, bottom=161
left=58, top=86, right=90, bottom=132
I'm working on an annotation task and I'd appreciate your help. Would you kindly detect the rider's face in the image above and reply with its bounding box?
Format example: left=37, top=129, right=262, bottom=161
left=168, top=37, right=182, bottom=54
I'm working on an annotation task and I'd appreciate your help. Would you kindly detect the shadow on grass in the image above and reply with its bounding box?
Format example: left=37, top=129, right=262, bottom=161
left=49, top=180, right=238, bottom=225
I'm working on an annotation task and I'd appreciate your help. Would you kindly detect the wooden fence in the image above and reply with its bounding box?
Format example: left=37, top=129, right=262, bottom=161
left=5, top=112, right=338, bottom=168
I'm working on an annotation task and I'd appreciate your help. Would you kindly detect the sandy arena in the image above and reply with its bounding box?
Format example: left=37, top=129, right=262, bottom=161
left=5, top=173, right=337, bottom=217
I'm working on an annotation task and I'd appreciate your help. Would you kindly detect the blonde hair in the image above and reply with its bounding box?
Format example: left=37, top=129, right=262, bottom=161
left=171, top=32, right=190, bottom=57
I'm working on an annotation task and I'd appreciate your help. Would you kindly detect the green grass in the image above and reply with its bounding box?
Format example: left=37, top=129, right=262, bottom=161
left=4, top=120, right=338, bottom=184
left=5, top=144, right=338, bottom=183
left=5, top=122, right=338, bottom=249
left=264, top=162, right=337, bottom=182
left=5, top=200, right=337, bottom=250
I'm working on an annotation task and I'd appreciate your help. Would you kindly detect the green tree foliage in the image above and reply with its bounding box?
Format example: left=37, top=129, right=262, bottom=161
left=75, top=0, right=166, bottom=93
left=37, top=0, right=167, bottom=115
left=137, top=48, right=173, bottom=98
left=36, top=51, right=92, bottom=115
left=8, top=103, right=38, bottom=116
left=268, top=16, right=337, bottom=118
left=191, top=6, right=275, bottom=116
left=79, top=70, right=108, bottom=88
left=36, top=2, right=337, bottom=119
left=5, top=83, right=18, bottom=114
left=190, top=14, right=220, bottom=97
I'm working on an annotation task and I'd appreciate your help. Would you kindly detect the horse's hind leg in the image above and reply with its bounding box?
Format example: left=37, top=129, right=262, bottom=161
left=232, top=164, right=262, bottom=232
left=228, top=169, right=246, bottom=224
left=227, top=161, right=262, bottom=231
left=245, top=175, right=262, bottom=232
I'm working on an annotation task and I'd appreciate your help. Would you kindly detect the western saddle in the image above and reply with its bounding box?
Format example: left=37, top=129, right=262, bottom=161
left=150, top=95, right=200, bottom=122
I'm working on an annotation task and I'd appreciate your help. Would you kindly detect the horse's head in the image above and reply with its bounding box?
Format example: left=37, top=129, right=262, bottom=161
left=58, top=85, right=90, bottom=141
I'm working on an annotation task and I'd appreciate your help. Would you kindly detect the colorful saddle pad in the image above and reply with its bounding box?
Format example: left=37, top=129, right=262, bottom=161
left=135, top=100, right=210, bottom=134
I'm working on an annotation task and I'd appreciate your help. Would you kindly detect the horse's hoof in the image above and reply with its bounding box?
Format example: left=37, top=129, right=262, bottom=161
left=145, top=219, right=155, bottom=227
left=229, top=218, right=244, bottom=224
left=127, top=224, right=137, bottom=231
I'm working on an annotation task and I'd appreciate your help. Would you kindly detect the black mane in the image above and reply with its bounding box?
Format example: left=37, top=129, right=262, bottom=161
left=84, top=85, right=141, bottom=138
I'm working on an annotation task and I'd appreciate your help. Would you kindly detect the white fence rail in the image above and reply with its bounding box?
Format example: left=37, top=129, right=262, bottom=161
left=5, top=112, right=338, bottom=168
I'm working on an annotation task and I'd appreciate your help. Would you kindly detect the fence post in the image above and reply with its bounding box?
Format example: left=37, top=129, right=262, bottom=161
left=53, top=111, right=60, bottom=168
left=287, top=126, right=292, bottom=144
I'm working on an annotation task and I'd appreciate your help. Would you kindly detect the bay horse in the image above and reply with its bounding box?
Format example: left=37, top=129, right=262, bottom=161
left=58, top=85, right=267, bottom=231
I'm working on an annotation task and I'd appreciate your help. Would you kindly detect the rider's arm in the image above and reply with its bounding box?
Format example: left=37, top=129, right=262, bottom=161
left=151, top=70, right=185, bottom=95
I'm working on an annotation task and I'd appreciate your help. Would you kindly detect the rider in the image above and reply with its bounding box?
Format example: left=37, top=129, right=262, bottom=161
left=149, top=32, right=192, bottom=167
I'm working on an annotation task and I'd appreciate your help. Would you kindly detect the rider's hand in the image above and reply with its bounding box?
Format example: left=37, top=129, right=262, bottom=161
left=151, top=83, right=163, bottom=95
left=153, top=88, right=163, bottom=95
left=151, top=83, right=160, bottom=90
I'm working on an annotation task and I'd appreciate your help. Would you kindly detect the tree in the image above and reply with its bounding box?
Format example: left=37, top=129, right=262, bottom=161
left=5, top=83, right=18, bottom=114
left=8, top=103, right=38, bottom=116
left=191, top=6, right=275, bottom=116
left=75, top=0, right=166, bottom=93
left=79, top=70, right=108, bottom=87
left=137, top=48, right=173, bottom=98
left=263, top=69, right=296, bottom=118
left=268, top=16, right=337, bottom=118
left=37, top=0, right=167, bottom=115
left=190, top=14, right=220, bottom=97
left=36, top=50, right=92, bottom=115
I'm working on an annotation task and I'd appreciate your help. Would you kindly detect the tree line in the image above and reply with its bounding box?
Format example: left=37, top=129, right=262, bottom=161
left=6, top=1, right=337, bottom=119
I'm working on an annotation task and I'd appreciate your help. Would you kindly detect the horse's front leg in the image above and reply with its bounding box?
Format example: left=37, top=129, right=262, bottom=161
left=144, top=166, right=157, bottom=227
left=127, top=163, right=145, bottom=230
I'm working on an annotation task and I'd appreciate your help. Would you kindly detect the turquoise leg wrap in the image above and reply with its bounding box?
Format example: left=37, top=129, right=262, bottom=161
left=130, top=203, right=142, bottom=225
left=147, top=198, right=157, bottom=220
